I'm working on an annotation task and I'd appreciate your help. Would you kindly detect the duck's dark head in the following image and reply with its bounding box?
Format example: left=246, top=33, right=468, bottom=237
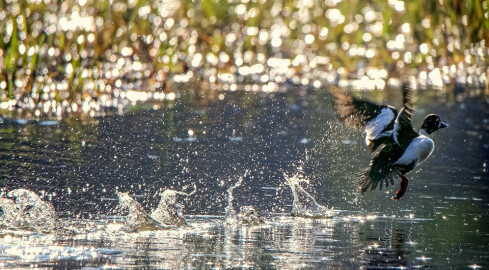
left=421, top=114, right=448, bottom=134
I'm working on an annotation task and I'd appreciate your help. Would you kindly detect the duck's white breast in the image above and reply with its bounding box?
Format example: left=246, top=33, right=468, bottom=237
left=394, top=136, right=434, bottom=166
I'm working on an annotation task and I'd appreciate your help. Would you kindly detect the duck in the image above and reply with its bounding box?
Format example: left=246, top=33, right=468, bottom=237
left=357, top=105, right=448, bottom=200
left=329, top=83, right=414, bottom=151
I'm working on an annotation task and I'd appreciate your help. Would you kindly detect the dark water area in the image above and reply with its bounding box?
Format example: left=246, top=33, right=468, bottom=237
left=0, top=85, right=488, bottom=269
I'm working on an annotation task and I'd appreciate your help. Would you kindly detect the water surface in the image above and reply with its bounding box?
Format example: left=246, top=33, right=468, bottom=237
left=0, top=86, right=488, bottom=269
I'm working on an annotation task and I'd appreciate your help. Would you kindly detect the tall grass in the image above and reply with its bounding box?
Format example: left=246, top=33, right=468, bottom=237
left=0, top=0, right=487, bottom=116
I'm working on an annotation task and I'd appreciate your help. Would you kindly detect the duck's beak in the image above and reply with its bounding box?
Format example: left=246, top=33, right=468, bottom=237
left=439, top=121, right=448, bottom=129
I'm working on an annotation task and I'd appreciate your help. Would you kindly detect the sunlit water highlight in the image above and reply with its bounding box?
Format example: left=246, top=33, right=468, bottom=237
left=0, top=187, right=435, bottom=269
left=0, top=87, right=487, bottom=269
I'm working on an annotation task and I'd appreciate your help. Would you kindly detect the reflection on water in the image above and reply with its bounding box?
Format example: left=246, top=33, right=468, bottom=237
left=0, top=214, right=439, bottom=269
left=359, top=226, right=430, bottom=269
left=0, top=86, right=488, bottom=268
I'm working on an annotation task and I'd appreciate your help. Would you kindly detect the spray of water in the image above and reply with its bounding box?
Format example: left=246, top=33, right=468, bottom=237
left=0, top=189, right=58, bottom=232
left=225, top=171, right=265, bottom=226
left=150, top=190, right=188, bottom=227
left=117, top=189, right=190, bottom=232
left=224, top=175, right=244, bottom=224
left=238, top=205, right=265, bottom=225
left=116, top=192, right=167, bottom=232
left=284, top=171, right=334, bottom=218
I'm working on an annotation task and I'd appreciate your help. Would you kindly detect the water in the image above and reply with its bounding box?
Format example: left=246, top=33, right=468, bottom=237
left=285, top=169, right=334, bottom=218
left=0, top=189, right=57, bottom=232
left=0, top=86, right=488, bottom=269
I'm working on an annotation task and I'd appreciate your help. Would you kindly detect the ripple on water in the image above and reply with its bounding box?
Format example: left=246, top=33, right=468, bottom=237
left=444, top=196, right=469, bottom=200
left=228, top=136, right=243, bottom=142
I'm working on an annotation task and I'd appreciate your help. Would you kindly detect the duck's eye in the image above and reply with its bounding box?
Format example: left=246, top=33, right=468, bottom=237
left=436, top=118, right=442, bottom=128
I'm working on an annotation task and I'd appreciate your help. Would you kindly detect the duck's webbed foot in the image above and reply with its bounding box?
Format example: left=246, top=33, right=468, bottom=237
left=392, top=175, right=409, bottom=201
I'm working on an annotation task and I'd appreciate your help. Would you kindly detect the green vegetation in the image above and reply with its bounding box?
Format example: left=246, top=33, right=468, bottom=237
left=0, top=0, right=488, bottom=116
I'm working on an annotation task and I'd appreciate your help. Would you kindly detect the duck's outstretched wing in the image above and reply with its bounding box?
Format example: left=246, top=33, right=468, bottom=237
left=357, top=168, right=398, bottom=193
left=357, top=142, right=404, bottom=193
left=329, top=86, right=398, bottom=151
left=401, top=81, right=416, bottom=112
left=365, top=81, right=415, bottom=152
left=329, top=86, right=389, bottom=130
left=393, top=107, right=419, bottom=148
left=392, top=82, right=418, bottom=147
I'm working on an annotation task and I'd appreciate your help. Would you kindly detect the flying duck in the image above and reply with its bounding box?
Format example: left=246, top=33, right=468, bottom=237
left=329, top=83, right=415, bottom=151
left=357, top=105, right=448, bottom=200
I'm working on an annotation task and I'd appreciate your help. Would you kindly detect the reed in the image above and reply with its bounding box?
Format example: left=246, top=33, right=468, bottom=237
left=0, top=0, right=487, bottom=116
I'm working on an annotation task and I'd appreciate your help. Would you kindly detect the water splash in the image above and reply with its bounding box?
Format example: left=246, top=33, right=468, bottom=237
left=116, top=192, right=166, bottom=232
left=284, top=172, right=334, bottom=218
left=225, top=172, right=265, bottom=226
left=0, top=189, right=58, bottom=232
left=238, top=206, right=265, bottom=226
left=117, top=190, right=189, bottom=232
left=150, top=190, right=188, bottom=227
left=224, top=175, right=244, bottom=224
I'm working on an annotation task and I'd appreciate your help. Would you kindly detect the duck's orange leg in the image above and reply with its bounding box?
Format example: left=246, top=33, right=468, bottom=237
left=392, top=175, right=409, bottom=201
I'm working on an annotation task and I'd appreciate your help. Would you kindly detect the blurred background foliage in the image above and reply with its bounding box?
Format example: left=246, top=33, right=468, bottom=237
left=0, top=0, right=488, bottom=117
